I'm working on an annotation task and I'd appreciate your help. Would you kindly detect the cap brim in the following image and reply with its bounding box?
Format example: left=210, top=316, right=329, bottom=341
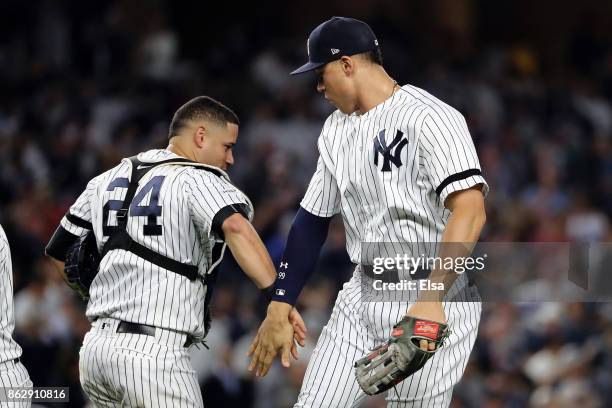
left=290, top=61, right=327, bottom=75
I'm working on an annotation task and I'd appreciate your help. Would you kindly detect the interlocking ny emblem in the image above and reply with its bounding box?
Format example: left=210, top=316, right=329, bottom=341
left=373, top=129, right=408, bottom=172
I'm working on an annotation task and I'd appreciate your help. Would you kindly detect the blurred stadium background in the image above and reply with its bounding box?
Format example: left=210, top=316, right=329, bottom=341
left=1, top=0, right=612, bottom=407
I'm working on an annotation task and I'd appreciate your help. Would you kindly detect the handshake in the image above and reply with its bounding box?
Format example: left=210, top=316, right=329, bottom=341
left=247, top=299, right=450, bottom=397
left=247, top=301, right=306, bottom=377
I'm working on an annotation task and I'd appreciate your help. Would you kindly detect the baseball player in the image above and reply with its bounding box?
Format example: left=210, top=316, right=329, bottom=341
left=248, top=17, right=488, bottom=407
left=0, top=224, right=32, bottom=408
left=45, top=96, right=305, bottom=407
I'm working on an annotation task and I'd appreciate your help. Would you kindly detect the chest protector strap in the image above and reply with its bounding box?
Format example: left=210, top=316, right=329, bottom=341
left=101, top=156, right=203, bottom=282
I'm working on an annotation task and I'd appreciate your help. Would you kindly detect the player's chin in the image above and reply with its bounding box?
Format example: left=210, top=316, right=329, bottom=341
left=337, top=105, right=352, bottom=114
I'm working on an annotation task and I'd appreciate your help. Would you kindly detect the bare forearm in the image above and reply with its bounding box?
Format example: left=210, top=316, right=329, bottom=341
left=440, top=203, right=486, bottom=244
left=223, top=215, right=276, bottom=289
left=423, top=207, right=485, bottom=299
left=415, top=187, right=486, bottom=304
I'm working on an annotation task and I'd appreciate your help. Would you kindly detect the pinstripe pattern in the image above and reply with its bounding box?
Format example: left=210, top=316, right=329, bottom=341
left=0, top=360, right=32, bottom=408
left=64, top=149, right=253, bottom=407
left=302, top=85, right=488, bottom=264
left=0, top=226, right=21, bottom=365
left=0, top=225, right=32, bottom=407
left=63, top=149, right=252, bottom=338
left=297, top=85, right=486, bottom=407
left=296, top=268, right=480, bottom=407
left=80, top=318, right=202, bottom=407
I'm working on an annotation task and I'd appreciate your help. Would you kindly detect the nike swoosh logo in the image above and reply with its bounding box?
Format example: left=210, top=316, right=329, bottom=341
left=137, top=164, right=154, bottom=170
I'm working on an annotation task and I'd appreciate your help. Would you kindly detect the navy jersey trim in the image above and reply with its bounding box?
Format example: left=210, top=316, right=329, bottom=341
left=435, top=169, right=482, bottom=197
left=66, top=213, right=93, bottom=230
left=45, top=225, right=80, bottom=262
left=211, top=204, right=250, bottom=240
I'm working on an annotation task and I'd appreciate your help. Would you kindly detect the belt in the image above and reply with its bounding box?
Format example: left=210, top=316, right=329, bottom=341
left=0, top=357, right=19, bottom=366
left=116, top=321, right=194, bottom=348
left=117, top=321, right=156, bottom=336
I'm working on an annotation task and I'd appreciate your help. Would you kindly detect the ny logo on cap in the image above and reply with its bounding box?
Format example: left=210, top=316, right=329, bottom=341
left=331, top=48, right=340, bottom=55
left=306, top=39, right=310, bottom=57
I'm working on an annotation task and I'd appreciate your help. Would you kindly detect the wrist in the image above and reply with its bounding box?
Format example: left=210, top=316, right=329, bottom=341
left=418, top=290, right=444, bottom=302
left=407, top=300, right=446, bottom=323
left=261, top=284, right=275, bottom=303
left=267, top=301, right=292, bottom=320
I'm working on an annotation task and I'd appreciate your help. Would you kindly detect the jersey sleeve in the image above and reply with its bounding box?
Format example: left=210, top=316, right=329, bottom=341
left=419, top=107, right=489, bottom=205
left=183, top=169, right=253, bottom=240
left=300, top=123, right=341, bottom=217
left=59, top=176, right=98, bottom=237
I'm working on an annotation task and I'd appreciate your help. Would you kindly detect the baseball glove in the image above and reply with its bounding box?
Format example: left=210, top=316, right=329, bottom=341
left=64, top=231, right=100, bottom=300
left=354, top=316, right=450, bottom=395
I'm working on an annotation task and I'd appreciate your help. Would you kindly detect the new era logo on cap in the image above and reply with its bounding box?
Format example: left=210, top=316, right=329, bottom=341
left=290, top=16, right=380, bottom=75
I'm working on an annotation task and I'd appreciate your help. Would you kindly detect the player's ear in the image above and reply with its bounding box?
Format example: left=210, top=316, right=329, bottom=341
left=340, top=56, right=354, bottom=76
left=194, top=125, right=207, bottom=148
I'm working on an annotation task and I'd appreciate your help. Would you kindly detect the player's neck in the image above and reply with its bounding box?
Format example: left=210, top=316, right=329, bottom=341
left=166, top=142, right=197, bottom=162
left=355, top=70, right=398, bottom=116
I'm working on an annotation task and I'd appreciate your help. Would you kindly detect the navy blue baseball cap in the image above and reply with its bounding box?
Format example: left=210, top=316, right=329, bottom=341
left=290, top=17, right=380, bottom=75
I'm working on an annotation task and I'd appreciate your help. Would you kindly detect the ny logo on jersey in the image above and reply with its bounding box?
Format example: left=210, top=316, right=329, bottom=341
left=373, top=129, right=408, bottom=172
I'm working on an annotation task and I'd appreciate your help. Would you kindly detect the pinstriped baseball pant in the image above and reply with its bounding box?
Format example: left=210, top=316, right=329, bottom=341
left=79, top=318, right=203, bottom=408
left=295, top=267, right=481, bottom=408
left=0, top=359, right=31, bottom=408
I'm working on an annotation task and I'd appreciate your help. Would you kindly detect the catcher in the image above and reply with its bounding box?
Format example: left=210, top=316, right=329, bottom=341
left=45, top=96, right=306, bottom=407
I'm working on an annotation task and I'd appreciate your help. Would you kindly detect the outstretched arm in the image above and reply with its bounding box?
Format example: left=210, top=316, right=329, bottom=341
left=221, top=212, right=307, bottom=358
left=271, top=206, right=332, bottom=305
left=222, top=212, right=277, bottom=289
left=247, top=207, right=331, bottom=376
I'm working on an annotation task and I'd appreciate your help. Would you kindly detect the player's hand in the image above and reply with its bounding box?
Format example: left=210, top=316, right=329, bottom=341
left=288, top=307, right=307, bottom=359
left=354, top=315, right=450, bottom=395
left=247, top=302, right=295, bottom=377
left=405, top=300, right=447, bottom=351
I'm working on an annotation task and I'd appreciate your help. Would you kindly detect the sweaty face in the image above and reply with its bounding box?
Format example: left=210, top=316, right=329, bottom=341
left=199, top=122, right=238, bottom=171
left=315, top=60, right=357, bottom=114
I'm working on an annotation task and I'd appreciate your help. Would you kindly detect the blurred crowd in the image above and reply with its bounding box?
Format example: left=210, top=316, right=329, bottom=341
left=1, top=0, right=611, bottom=407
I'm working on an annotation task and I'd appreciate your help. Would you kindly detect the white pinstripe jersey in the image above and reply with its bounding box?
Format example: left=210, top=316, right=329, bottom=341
left=61, top=149, right=253, bottom=339
left=295, top=85, right=487, bottom=407
left=301, top=84, right=489, bottom=263
left=0, top=224, right=22, bottom=364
